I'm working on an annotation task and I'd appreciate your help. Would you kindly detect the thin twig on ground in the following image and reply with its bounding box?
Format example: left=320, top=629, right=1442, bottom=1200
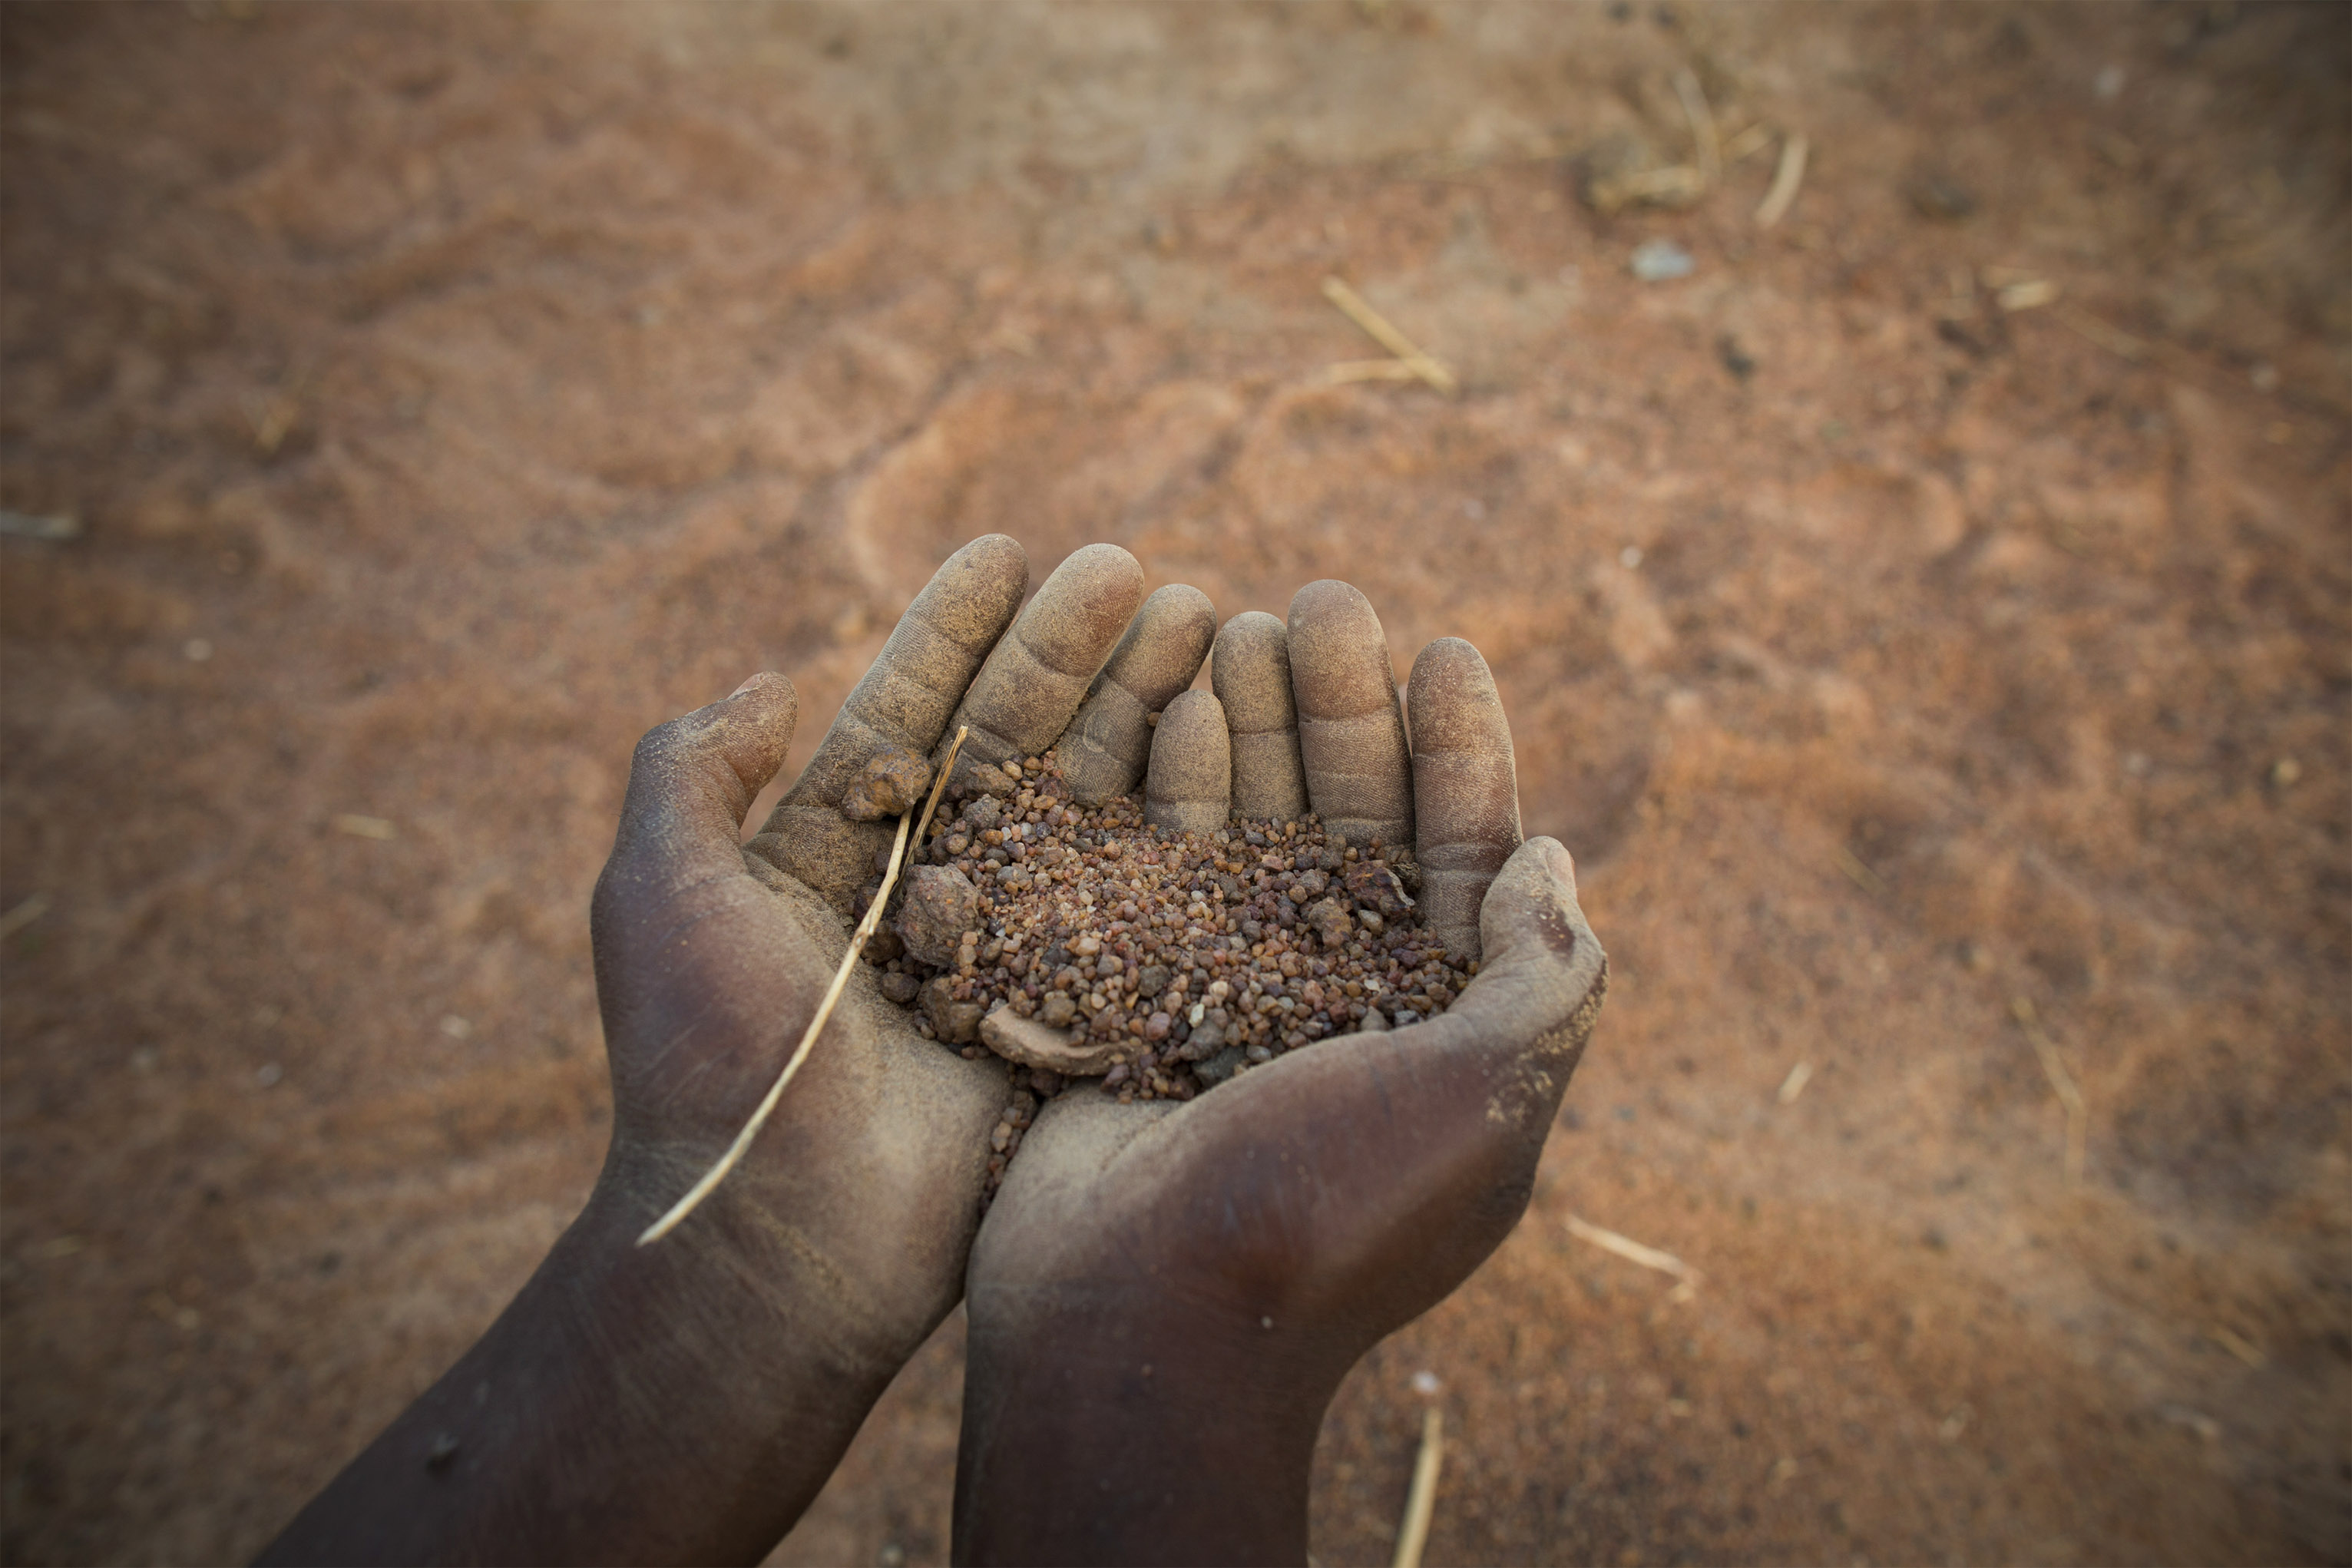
left=1720, top=122, right=1773, bottom=163
left=1391, top=1405, right=1444, bottom=1568
left=1322, top=276, right=1459, bottom=395
left=1755, top=132, right=1808, bottom=229
left=1674, top=68, right=1720, bottom=187
left=2055, top=304, right=2149, bottom=361
left=1566, top=1214, right=1702, bottom=1291
left=2010, top=995, right=2086, bottom=1189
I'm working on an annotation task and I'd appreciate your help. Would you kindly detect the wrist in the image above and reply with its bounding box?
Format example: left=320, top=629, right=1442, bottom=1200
left=954, top=1288, right=1340, bottom=1566
left=589, top=1124, right=957, bottom=1383
left=260, top=1176, right=911, bottom=1566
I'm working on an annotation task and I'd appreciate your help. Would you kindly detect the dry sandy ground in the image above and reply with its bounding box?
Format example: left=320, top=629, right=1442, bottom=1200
left=2, top=3, right=2347, bottom=1563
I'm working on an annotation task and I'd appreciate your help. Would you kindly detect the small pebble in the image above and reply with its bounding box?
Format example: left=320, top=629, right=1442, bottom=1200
left=842, top=746, right=935, bottom=822
left=897, top=865, right=981, bottom=968
left=1629, top=238, right=1695, bottom=282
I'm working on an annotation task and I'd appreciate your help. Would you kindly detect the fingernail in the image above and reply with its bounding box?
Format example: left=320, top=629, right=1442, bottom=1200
left=729, top=673, right=765, bottom=698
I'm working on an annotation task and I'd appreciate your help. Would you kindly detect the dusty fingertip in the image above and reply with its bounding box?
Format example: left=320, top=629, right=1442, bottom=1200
left=1285, top=578, right=1399, bottom=713
left=946, top=532, right=1030, bottom=587
left=1144, top=689, right=1230, bottom=836
left=719, top=672, right=799, bottom=730
left=1406, top=637, right=1500, bottom=726
left=1510, top=834, right=1577, bottom=892
left=1051, top=541, right=1146, bottom=604
left=729, top=670, right=785, bottom=699
left=1287, top=577, right=1375, bottom=624
left=1210, top=612, right=1294, bottom=723
left=1007, top=543, right=1147, bottom=673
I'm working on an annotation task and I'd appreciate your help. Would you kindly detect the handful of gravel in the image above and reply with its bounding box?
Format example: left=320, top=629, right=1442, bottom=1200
left=854, top=750, right=1473, bottom=1188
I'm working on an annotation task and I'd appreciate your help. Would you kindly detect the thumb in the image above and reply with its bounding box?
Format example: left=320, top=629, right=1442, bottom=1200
left=606, top=673, right=801, bottom=893
left=1430, top=835, right=1608, bottom=1116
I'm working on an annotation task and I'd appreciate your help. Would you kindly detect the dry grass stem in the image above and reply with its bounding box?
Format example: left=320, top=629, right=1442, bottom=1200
left=1996, top=278, right=2061, bottom=313
left=1596, top=164, right=1707, bottom=209
left=0, top=891, right=52, bottom=941
left=1755, top=131, right=1808, bottom=229
left=1674, top=68, right=1720, bottom=187
left=1391, top=1405, right=1444, bottom=1568
left=1833, top=845, right=1887, bottom=896
left=2010, top=996, right=2087, bottom=1189
left=2056, top=305, right=2149, bottom=360
left=1322, top=276, right=1458, bottom=395
left=1720, top=121, right=1773, bottom=163
left=1566, top=1214, right=1701, bottom=1288
left=638, top=727, right=969, bottom=1246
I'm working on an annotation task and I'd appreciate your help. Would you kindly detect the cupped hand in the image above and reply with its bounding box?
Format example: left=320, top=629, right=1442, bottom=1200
left=953, top=582, right=1607, bottom=1567
left=592, top=537, right=1191, bottom=1372
left=264, top=536, right=1199, bottom=1567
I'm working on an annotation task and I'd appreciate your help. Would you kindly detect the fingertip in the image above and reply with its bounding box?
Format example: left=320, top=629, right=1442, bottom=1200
left=1057, top=583, right=1218, bottom=805
left=706, top=673, right=800, bottom=796
left=1212, top=611, right=1311, bottom=824
left=1210, top=611, right=1295, bottom=730
left=615, top=676, right=804, bottom=882
left=1285, top=580, right=1411, bottom=845
left=1144, top=689, right=1230, bottom=836
left=945, top=543, right=1147, bottom=777
left=1146, top=581, right=1217, bottom=632
left=1405, top=639, right=1500, bottom=750
left=1285, top=580, right=1392, bottom=714
left=949, top=533, right=1033, bottom=604
left=1477, top=835, right=1596, bottom=972
left=726, top=670, right=799, bottom=726
left=1034, top=544, right=1147, bottom=661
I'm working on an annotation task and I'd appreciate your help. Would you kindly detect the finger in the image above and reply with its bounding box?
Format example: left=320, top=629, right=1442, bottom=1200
left=938, top=542, right=1146, bottom=788
left=607, top=673, right=802, bottom=894
left=1430, top=837, right=1608, bottom=1124
left=1286, top=580, right=1412, bottom=850
left=1143, top=690, right=1230, bottom=837
left=1408, top=638, right=1521, bottom=964
left=750, top=535, right=1029, bottom=912
left=1210, top=611, right=1309, bottom=825
left=1056, top=583, right=1216, bottom=806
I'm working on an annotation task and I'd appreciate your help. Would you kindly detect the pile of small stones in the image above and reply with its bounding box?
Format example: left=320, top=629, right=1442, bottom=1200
left=851, top=750, right=1474, bottom=1194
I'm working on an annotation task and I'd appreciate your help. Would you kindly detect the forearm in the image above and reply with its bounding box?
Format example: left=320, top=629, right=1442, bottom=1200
left=952, top=1297, right=1344, bottom=1567
left=260, top=1183, right=897, bottom=1567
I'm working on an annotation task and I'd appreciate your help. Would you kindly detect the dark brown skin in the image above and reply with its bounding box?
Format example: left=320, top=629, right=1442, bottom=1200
left=951, top=589, right=1606, bottom=1567
left=260, top=536, right=1148, bottom=1566
left=261, top=550, right=1603, bottom=1568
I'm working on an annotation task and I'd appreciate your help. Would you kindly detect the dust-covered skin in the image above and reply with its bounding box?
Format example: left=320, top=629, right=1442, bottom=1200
left=262, top=541, right=1159, bottom=1566
left=937, top=543, right=1146, bottom=791
left=956, top=604, right=1606, bottom=1565
left=1286, top=581, right=1415, bottom=851
left=1140, top=688, right=1230, bottom=837
left=1212, top=610, right=1312, bottom=825
left=1408, top=638, right=1523, bottom=962
left=755, top=536, right=1030, bottom=918
left=1058, top=584, right=1218, bottom=807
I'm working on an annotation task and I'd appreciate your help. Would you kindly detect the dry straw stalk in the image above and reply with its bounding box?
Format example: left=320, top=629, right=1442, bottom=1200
left=637, top=726, right=970, bottom=1245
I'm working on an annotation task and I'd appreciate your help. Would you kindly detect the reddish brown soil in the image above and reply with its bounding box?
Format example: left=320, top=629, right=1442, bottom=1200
left=3, top=5, right=2346, bottom=1563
